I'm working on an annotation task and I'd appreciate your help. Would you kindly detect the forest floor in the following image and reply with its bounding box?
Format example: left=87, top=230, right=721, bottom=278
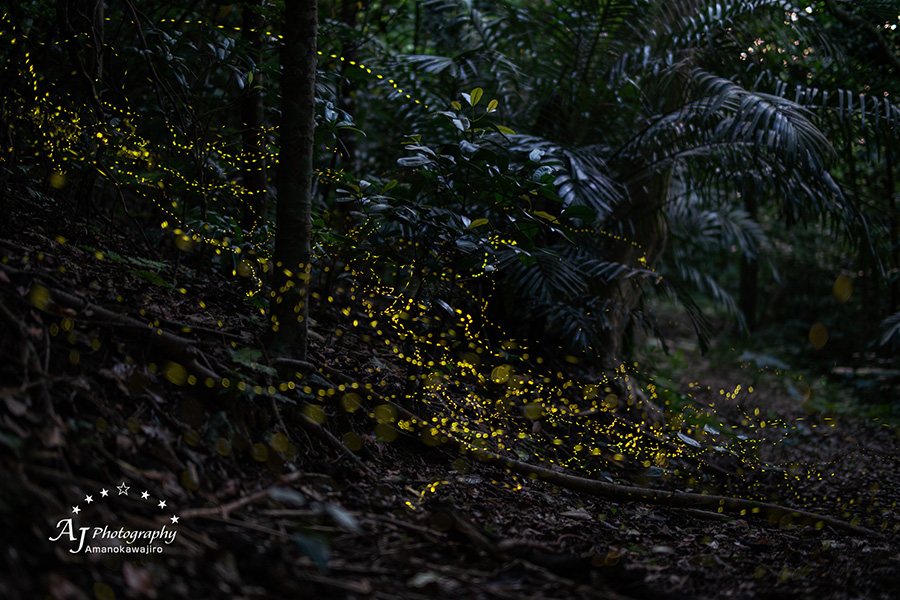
left=1, top=196, right=899, bottom=600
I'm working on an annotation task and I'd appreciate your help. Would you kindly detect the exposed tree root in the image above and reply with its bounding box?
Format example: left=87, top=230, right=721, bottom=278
left=344, top=382, right=875, bottom=538
left=469, top=450, right=874, bottom=537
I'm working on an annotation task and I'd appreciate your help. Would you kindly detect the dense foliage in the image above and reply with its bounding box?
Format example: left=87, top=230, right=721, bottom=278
left=1, top=0, right=898, bottom=382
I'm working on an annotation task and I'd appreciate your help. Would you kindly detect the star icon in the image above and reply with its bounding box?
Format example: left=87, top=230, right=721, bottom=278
left=170, top=515, right=179, bottom=524
left=84, top=495, right=93, bottom=504
left=72, top=506, right=81, bottom=515
left=157, top=500, right=167, bottom=509
left=117, top=482, right=130, bottom=496
left=141, top=491, right=150, bottom=500
left=100, top=488, right=109, bottom=497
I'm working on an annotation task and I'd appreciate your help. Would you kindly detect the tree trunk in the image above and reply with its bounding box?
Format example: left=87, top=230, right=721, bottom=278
left=599, top=170, right=670, bottom=368
left=271, top=0, right=318, bottom=360
left=887, top=145, right=898, bottom=314
left=240, top=0, right=268, bottom=233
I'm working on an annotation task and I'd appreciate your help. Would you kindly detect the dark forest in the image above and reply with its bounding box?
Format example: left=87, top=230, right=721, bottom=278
left=1, top=1, right=899, bottom=598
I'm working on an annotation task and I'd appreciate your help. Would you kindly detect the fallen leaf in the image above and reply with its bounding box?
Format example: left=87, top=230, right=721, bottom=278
left=560, top=508, right=592, bottom=520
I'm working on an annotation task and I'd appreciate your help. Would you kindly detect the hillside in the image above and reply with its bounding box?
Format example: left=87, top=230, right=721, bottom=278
left=1, top=194, right=899, bottom=600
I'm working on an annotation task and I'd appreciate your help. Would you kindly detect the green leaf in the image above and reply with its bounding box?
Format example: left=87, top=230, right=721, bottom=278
left=562, top=205, right=596, bottom=220
left=487, top=99, right=498, bottom=113
left=293, top=533, right=331, bottom=572
left=533, top=210, right=559, bottom=223
left=325, top=502, right=363, bottom=534
left=0, top=431, right=24, bottom=456
left=468, top=218, right=489, bottom=229
left=398, top=155, right=431, bottom=167
left=451, top=100, right=462, bottom=110
left=231, top=348, right=278, bottom=376
left=494, top=125, right=516, bottom=135
left=232, top=348, right=263, bottom=363
left=470, top=87, right=483, bottom=106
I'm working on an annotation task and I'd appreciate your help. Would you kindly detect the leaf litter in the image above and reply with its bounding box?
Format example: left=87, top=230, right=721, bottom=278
left=0, top=200, right=898, bottom=600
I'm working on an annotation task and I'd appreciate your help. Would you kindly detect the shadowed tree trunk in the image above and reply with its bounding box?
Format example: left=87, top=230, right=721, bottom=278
left=887, top=145, right=898, bottom=314
left=271, top=0, right=318, bottom=359
left=599, top=170, right=670, bottom=368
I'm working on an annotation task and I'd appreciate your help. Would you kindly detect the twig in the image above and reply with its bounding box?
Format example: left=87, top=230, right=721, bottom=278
left=122, top=0, right=187, bottom=131
left=682, top=507, right=737, bottom=523
left=297, top=414, right=378, bottom=480
left=270, top=356, right=318, bottom=372
left=179, top=470, right=307, bottom=520
left=363, top=513, right=444, bottom=543
left=300, top=572, right=373, bottom=596
left=155, top=317, right=241, bottom=339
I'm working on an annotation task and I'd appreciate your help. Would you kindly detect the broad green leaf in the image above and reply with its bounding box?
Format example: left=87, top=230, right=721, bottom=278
left=231, top=348, right=278, bottom=376
left=468, top=218, right=489, bottom=229
left=494, top=125, right=516, bottom=135
left=470, top=87, right=483, bottom=106
left=487, top=99, right=498, bottom=113
left=397, top=155, right=431, bottom=167
left=383, top=179, right=398, bottom=192
left=451, top=101, right=462, bottom=110
left=456, top=239, right=479, bottom=252
left=451, top=117, right=470, bottom=132
left=562, top=205, right=596, bottom=220
left=676, top=432, right=701, bottom=448
left=533, top=210, right=559, bottom=223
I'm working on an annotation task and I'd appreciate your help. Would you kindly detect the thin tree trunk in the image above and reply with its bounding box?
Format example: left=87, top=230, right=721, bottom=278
left=887, top=145, right=898, bottom=313
left=271, top=0, right=318, bottom=360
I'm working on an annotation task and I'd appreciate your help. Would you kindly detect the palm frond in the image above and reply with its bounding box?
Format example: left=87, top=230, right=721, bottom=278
left=667, top=192, right=766, bottom=259
left=499, top=249, right=588, bottom=303
left=511, top=136, right=623, bottom=217
left=879, top=311, right=900, bottom=347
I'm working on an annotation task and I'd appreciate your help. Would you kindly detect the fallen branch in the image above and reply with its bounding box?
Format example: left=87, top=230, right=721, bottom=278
left=179, top=470, right=307, bottom=520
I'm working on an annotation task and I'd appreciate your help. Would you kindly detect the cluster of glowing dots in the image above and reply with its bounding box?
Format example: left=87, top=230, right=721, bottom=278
left=4, top=14, right=897, bottom=531
left=3, top=12, right=428, bottom=303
